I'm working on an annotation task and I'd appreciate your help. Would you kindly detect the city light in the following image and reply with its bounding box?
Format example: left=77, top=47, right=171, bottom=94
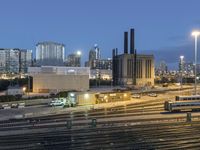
left=180, top=55, right=184, bottom=60
left=77, top=50, right=82, bottom=56
left=84, top=93, right=89, bottom=99
left=22, top=87, right=26, bottom=92
left=191, top=31, right=200, bottom=37
left=70, top=93, right=75, bottom=97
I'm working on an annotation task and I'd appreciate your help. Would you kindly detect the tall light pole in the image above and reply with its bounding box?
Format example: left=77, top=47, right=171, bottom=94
left=180, top=55, right=184, bottom=90
left=76, top=50, right=82, bottom=67
left=192, top=31, right=200, bottom=95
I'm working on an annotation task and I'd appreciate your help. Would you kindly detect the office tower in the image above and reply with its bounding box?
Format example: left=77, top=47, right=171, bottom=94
left=66, top=52, right=81, bottom=67
left=36, top=41, right=65, bottom=66
left=20, top=49, right=32, bottom=73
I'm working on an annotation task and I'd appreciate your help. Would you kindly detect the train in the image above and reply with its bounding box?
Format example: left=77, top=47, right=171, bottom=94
left=164, top=101, right=200, bottom=112
left=175, top=95, right=200, bottom=101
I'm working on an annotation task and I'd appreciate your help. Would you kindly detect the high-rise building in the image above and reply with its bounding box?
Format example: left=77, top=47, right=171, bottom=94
left=156, top=61, right=168, bottom=75
left=0, top=48, right=32, bottom=74
left=89, top=49, right=96, bottom=62
left=86, top=44, right=111, bottom=69
left=94, top=44, right=100, bottom=60
left=85, top=45, right=113, bottom=81
left=183, top=62, right=194, bottom=75
left=36, top=41, right=65, bottom=66
left=65, top=52, right=81, bottom=67
left=112, top=28, right=155, bottom=86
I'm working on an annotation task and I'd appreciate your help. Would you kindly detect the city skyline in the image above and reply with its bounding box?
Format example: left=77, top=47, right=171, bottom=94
left=0, top=0, right=200, bottom=68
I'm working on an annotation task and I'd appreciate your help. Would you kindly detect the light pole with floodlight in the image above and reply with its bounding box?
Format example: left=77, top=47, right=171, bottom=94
left=192, top=31, right=200, bottom=95
left=76, top=50, right=82, bottom=67
left=180, top=55, right=184, bottom=90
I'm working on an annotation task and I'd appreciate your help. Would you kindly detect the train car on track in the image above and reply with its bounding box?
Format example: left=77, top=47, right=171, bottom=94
left=175, top=95, right=200, bottom=101
left=164, top=101, right=200, bottom=112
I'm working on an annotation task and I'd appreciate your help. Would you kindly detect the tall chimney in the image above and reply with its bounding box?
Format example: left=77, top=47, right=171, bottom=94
left=124, top=32, right=128, bottom=54
left=115, top=48, right=118, bottom=56
left=112, top=48, right=115, bottom=57
left=130, top=28, right=135, bottom=54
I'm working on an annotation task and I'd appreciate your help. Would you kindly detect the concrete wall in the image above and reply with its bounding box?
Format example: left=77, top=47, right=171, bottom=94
left=32, top=74, right=89, bottom=93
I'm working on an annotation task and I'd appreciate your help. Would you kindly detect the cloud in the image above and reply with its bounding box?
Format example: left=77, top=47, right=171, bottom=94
left=167, top=35, right=186, bottom=42
left=140, top=41, right=200, bottom=69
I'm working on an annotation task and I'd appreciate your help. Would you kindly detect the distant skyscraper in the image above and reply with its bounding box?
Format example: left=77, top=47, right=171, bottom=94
left=89, top=49, right=96, bottom=62
left=85, top=45, right=101, bottom=68
left=94, top=44, right=100, bottom=60
left=65, top=52, right=81, bottom=67
left=0, top=48, right=32, bottom=74
left=156, top=61, right=168, bottom=75
left=36, top=41, right=65, bottom=66
left=20, top=49, right=32, bottom=73
left=183, top=62, right=194, bottom=75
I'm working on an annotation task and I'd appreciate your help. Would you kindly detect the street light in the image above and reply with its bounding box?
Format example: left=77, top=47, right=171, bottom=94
left=76, top=50, right=82, bottom=67
left=192, top=31, right=200, bottom=95
left=180, top=55, right=184, bottom=90
left=76, top=50, right=82, bottom=56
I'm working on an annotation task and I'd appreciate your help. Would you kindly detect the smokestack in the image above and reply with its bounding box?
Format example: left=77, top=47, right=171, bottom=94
left=112, top=48, right=115, bottom=57
left=124, top=32, right=128, bottom=54
left=134, top=49, right=137, bottom=85
left=130, top=28, right=135, bottom=54
left=115, top=48, right=118, bottom=56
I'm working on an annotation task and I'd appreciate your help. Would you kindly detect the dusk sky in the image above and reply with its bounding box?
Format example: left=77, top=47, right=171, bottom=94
left=0, top=0, right=200, bottom=69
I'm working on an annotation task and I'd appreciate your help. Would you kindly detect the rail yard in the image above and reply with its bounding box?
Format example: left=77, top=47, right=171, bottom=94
left=1, top=89, right=200, bottom=149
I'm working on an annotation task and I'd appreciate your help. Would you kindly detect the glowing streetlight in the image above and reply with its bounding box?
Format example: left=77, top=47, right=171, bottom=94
left=192, top=31, right=200, bottom=95
left=76, top=50, right=82, bottom=67
left=77, top=50, right=82, bottom=56
left=22, top=87, right=26, bottom=95
left=180, top=55, right=184, bottom=60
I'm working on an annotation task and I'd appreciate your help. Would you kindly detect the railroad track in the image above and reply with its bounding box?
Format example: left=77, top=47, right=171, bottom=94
left=1, top=93, right=200, bottom=149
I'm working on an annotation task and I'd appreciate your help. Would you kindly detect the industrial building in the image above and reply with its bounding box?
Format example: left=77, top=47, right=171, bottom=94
left=28, top=66, right=90, bottom=93
left=112, top=28, right=155, bottom=86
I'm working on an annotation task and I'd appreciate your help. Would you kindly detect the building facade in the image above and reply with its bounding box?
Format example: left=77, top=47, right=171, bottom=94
left=0, top=48, right=32, bottom=74
left=36, top=41, right=65, bottom=66
left=90, top=59, right=112, bottom=70
left=113, top=53, right=154, bottom=86
left=28, top=66, right=90, bottom=93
